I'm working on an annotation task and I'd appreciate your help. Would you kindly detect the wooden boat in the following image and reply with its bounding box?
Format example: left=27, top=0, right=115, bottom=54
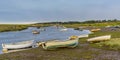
left=41, top=36, right=79, bottom=50
left=2, top=40, right=34, bottom=50
left=78, top=34, right=89, bottom=38
left=87, top=35, right=111, bottom=42
left=32, top=30, right=40, bottom=34
left=91, top=28, right=101, bottom=32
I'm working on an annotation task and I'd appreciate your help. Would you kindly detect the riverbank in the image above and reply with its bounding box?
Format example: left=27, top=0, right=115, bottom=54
left=0, top=24, right=29, bottom=32
left=0, top=21, right=119, bottom=32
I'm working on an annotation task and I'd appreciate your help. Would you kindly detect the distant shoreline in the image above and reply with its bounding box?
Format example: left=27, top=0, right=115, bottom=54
left=0, top=21, right=120, bottom=32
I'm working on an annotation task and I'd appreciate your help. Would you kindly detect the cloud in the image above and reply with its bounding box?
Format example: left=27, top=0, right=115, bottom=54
left=0, top=0, right=120, bottom=23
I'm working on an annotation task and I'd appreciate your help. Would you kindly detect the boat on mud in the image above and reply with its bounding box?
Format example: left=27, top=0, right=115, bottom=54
left=78, top=34, right=89, bottom=38
left=91, top=28, right=101, bottom=32
left=2, top=40, right=34, bottom=50
left=41, top=36, right=79, bottom=50
left=87, top=35, right=111, bottom=42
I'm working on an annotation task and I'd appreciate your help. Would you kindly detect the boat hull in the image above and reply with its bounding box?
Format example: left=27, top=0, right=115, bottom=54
left=78, top=35, right=88, bottom=38
left=41, top=39, right=78, bottom=50
left=2, top=40, right=34, bottom=49
left=87, top=35, right=111, bottom=42
left=91, top=28, right=101, bottom=32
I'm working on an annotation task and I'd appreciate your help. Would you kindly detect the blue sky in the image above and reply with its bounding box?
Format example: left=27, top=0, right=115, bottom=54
left=0, top=0, right=120, bottom=24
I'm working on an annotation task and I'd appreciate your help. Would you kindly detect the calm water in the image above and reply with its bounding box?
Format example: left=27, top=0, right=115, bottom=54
left=0, top=26, right=91, bottom=53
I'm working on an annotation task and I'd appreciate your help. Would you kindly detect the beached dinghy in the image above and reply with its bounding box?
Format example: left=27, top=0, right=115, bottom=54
left=2, top=40, right=34, bottom=50
left=91, top=28, right=101, bottom=32
left=78, top=34, right=89, bottom=38
left=87, top=35, right=111, bottom=42
left=41, top=36, right=79, bottom=50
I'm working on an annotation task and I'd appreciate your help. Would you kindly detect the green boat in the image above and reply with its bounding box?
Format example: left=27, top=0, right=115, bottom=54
left=41, top=36, right=79, bottom=50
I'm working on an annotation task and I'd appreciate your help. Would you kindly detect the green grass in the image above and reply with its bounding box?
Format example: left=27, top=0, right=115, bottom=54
left=62, top=22, right=120, bottom=28
left=89, top=31, right=120, bottom=38
left=93, top=38, right=120, bottom=50
left=0, top=24, right=29, bottom=32
left=88, top=31, right=120, bottom=50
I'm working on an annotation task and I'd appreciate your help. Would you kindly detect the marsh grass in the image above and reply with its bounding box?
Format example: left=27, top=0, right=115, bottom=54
left=94, top=38, right=120, bottom=50
left=0, top=25, right=29, bottom=32
left=88, top=31, right=120, bottom=50
left=89, top=31, right=120, bottom=38
left=62, top=22, right=120, bottom=28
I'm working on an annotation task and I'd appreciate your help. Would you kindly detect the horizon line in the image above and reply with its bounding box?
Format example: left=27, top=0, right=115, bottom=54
left=0, top=19, right=119, bottom=24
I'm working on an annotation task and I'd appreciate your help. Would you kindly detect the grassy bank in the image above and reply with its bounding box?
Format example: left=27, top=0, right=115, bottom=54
left=0, top=24, right=29, bottom=32
left=0, top=21, right=119, bottom=32
left=62, top=22, right=120, bottom=28
left=89, top=31, right=120, bottom=50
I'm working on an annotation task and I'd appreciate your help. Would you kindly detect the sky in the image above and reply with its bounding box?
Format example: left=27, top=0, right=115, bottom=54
left=0, top=0, right=120, bottom=24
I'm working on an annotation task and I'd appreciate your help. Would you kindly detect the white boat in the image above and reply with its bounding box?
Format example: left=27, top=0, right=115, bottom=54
left=91, top=28, right=101, bottom=32
left=60, top=26, right=68, bottom=31
left=41, top=36, right=79, bottom=50
left=2, top=40, right=34, bottom=50
left=87, top=35, right=111, bottom=42
left=78, top=34, right=89, bottom=38
left=60, top=28, right=68, bottom=31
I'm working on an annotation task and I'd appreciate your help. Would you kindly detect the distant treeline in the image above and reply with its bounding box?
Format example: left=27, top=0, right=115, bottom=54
left=36, top=19, right=120, bottom=24
left=82, top=19, right=119, bottom=23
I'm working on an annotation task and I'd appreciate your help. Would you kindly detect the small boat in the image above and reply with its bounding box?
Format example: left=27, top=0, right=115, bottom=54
left=87, top=35, right=111, bottom=42
left=41, top=36, right=79, bottom=50
left=60, top=28, right=68, bottom=31
left=78, top=34, right=89, bottom=38
left=32, top=30, right=40, bottom=34
left=91, top=28, right=101, bottom=32
left=2, top=40, right=34, bottom=50
left=60, top=26, right=68, bottom=31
